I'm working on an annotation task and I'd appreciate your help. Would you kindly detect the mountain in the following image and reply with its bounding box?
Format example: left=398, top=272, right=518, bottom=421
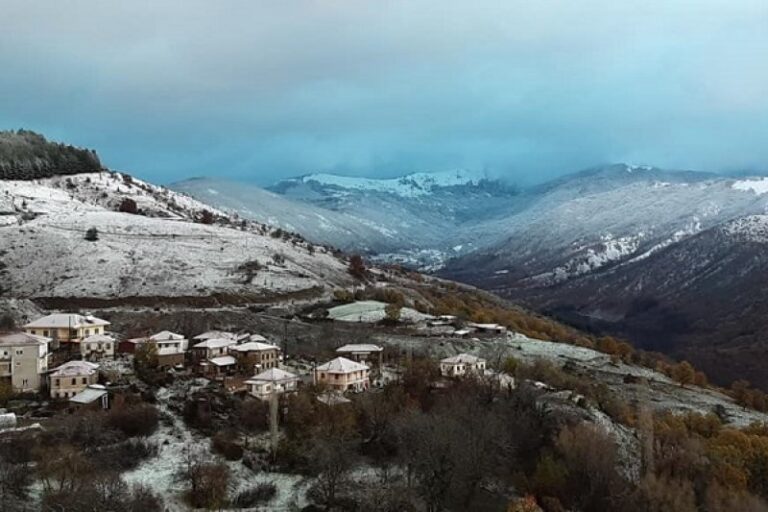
left=0, top=170, right=356, bottom=307
left=172, top=170, right=519, bottom=268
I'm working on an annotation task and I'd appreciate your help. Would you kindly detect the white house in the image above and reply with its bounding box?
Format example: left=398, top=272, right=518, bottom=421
left=0, top=332, right=50, bottom=393
left=230, top=341, right=281, bottom=371
left=148, top=330, right=188, bottom=367
left=245, top=368, right=299, bottom=400
left=50, top=360, right=100, bottom=399
left=313, top=357, right=370, bottom=392
left=192, top=337, right=237, bottom=361
left=23, top=314, right=110, bottom=346
left=80, top=334, right=116, bottom=360
left=440, top=353, right=486, bottom=377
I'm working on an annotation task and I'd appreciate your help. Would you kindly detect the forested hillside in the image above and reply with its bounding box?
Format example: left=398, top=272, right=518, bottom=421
left=0, top=129, right=103, bottom=179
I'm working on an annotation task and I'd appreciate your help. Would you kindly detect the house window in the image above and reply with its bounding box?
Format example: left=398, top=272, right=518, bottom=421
left=82, top=377, right=87, bottom=384
left=43, top=330, right=49, bottom=336
left=71, top=378, right=76, bottom=385
left=22, top=378, right=28, bottom=386
left=55, top=379, right=60, bottom=386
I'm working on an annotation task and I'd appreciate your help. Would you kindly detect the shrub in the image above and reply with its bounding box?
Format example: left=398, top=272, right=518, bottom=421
left=85, top=227, right=99, bottom=241
left=118, top=197, right=138, bottom=214
left=211, top=432, right=243, bottom=461
left=106, top=404, right=159, bottom=438
left=348, top=254, right=367, bottom=279
left=231, top=483, right=278, bottom=508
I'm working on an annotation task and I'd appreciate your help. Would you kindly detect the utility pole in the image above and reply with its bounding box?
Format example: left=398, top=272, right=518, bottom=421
left=269, top=391, right=279, bottom=458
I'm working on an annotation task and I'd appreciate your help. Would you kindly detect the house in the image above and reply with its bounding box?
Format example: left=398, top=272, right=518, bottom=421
left=313, top=357, right=370, bottom=392
left=201, top=355, right=237, bottom=378
left=193, top=331, right=237, bottom=342
left=148, top=331, right=188, bottom=368
left=192, top=338, right=237, bottom=362
left=69, top=384, right=109, bottom=410
left=230, top=341, right=281, bottom=372
left=118, top=337, right=145, bottom=354
left=50, top=360, right=99, bottom=399
left=23, top=314, right=109, bottom=346
left=0, top=332, right=51, bottom=393
left=245, top=368, right=299, bottom=400
left=466, top=323, right=507, bottom=335
left=440, top=353, right=486, bottom=377
left=80, top=334, right=116, bottom=360
left=335, top=344, right=383, bottom=366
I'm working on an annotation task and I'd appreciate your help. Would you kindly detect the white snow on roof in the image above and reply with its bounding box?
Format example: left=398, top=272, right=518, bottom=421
left=208, top=355, right=237, bottom=367
left=24, top=313, right=109, bottom=329
left=81, top=334, right=115, bottom=343
left=51, top=360, right=100, bottom=377
left=441, top=353, right=485, bottom=365
left=0, top=332, right=50, bottom=346
left=150, top=330, right=185, bottom=341
left=315, top=356, right=368, bottom=373
left=193, top=331, right=237, bottom=341
left=193, top=338, right=237, bottom=349
left=246, top=368, right=298, bottom=384
left=335, top=344, right=383, bottom=353
left=316, top=392, right=352, bottom=406
left=69, top=384, right=108, bottom=404
left=230, top=341, right=280, bottom=352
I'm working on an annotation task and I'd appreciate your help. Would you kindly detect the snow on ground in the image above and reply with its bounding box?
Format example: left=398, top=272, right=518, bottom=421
left=732, top=177, right=768, bottom=195
left=373, top=331, right=768, bottom=428
left=298, top=169, right=487, bottom=198
left=0, top=174, right=353, bottom=299
left=123, top=383, right=309, bottom=511
left=327, top=300, right=432, bottom=323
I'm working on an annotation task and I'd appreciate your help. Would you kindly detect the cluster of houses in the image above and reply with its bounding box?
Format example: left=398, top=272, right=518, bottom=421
left=0, top=311, right=511, bottom=410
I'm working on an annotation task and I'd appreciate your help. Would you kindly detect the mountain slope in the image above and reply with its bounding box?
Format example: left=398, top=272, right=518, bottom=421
left=0, top=171, right=354, bottom=304
left=172, top=170, right=520, bottom=267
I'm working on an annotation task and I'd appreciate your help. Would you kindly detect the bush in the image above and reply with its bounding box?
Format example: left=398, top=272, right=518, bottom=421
left=118, top=197, right=138, bottom=214
left=85, top=227, right=99, bottom=241
left=211, top=432, right=243, bottom=461
left=106, top=404, right=159, bottom=438
left=231, top=483, right=277, bottom=508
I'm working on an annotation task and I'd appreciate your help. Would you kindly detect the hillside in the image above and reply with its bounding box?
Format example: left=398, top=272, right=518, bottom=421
left=0, top=171, right=354, bottom=305
left=0, top=129, right=102, bottom=180
left=172, top=170, right=520, bottom=268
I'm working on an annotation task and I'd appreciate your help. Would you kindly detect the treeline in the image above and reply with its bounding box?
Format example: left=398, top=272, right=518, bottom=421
left=0, top=129, right=103, bottom=180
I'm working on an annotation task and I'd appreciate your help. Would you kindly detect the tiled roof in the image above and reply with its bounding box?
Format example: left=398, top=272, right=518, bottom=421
left=51, top=360, right=99, bottom=377
left=315, top=357, right=368, bottom=373
left=24, top=314, right=109, bottom=329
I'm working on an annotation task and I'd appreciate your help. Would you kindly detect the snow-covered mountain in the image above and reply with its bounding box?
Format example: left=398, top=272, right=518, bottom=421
left=172, top=170, right=519, bottom=266
left=0, top=171, right=355, bottom=303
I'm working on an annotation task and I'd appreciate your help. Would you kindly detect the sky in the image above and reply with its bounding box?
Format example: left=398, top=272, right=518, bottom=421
left=1, top=1, right=767, bottom=186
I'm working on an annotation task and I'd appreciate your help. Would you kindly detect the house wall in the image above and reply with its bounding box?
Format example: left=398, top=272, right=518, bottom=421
left=25, top=325, right=105, bottom=342
left=236, top=349, right=280, bottom=371
left=81, top=341, right=115, bottom=359
left=313, top=369, right=369, bottom=391
left=0, top=343, right=48, bottom=393
left=50, top=372, right=98, bottom=399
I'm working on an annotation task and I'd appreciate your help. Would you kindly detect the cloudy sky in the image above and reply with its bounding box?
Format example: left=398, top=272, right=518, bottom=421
left=1, top=1, right=767, bottom=185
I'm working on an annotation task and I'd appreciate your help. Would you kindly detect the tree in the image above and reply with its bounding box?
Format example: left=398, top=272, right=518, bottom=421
left=348, top=254, right=367, bottom=279
left=384, top=303, right=402, bottom=323
left=134, top=342, right=158, bottom=372
left=673, top=361, right=696, bottom=388
left=84, top=227, right=99, bottom=241
left=199, top=209, right=215, bottom=225
left=118, top=197, right=138, bottom=214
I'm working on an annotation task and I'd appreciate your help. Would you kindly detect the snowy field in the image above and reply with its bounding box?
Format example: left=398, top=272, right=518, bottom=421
left=327, top=300, right=432, bottom=323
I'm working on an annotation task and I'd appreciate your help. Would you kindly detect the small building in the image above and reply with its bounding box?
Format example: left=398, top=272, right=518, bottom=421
left=148, top=331, right=188, bottom=368
left=230, top=341, right=281, bottom=372
left=69, top=384, right=109, bottom=410
left=50, top=360, right=99, bottom=399
left=335, top=344, right=383, bottom=366
left=80, top=334, right=116, bottom=360
left=313, top=357, right=370, bottom=392
left=440, top=353, right=486, bottom=378
left=192, top=338, right=237, bottom=362
left=118, top=337, right=145, bottom=354
left=202, top=355, right=237, bottom=378
left=0, top=332, right=51, bottom=393
left=466, top=323, right=507, bottom=335
left=193, top=331, right=237, bottom=342
left=245, top=368, right=299, bottom=400
left=316, top=391, right=352, bottom=406
left=23, top=314, right=109, bottom=346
